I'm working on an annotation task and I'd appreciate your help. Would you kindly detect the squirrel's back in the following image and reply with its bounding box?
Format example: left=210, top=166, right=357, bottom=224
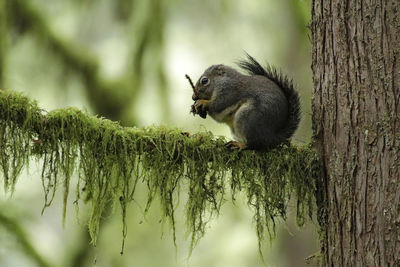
left=236, top=54, right=301, bottom=147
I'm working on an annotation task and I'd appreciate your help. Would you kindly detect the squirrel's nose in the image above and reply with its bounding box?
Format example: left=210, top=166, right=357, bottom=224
left=192, top=94, right=199, bottom=101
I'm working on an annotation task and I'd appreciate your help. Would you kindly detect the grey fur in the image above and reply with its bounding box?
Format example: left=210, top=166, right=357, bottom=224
left=193, top=54, right=301, bottom=150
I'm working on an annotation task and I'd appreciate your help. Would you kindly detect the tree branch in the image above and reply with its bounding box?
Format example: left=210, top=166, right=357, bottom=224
left=0, top=90, right=322, bottom=254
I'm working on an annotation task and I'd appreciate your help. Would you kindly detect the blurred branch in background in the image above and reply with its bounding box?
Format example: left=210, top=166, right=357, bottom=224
left=7, top=0, right=136, bottom=123
left=6, top=0, right=170, bottom=125
left=150, top=0, right=168, bottom=121
left=0, top=0, right=6, bottom=89
left=114, top=0, right=135, bottom=22
left=127, top=0, right=169, bottom=122
left=0, top=212, right=52, bottom=267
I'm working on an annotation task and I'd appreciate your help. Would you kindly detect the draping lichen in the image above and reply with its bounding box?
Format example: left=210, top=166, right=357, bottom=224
left=0, top=90, right=322, bottom=255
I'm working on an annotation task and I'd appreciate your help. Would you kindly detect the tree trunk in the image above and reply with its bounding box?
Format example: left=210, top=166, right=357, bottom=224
left=311, top=0, right=400, bottom=266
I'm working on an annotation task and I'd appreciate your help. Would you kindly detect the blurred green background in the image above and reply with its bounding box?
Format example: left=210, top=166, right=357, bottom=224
left=0, top=0, right=318, bottom=266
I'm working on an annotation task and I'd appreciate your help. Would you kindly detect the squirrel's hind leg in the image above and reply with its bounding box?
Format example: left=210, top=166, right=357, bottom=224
left=232, top=101, right=275, bottom=150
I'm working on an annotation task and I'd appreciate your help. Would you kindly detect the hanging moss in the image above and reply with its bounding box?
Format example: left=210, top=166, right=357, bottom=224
left=0, top=90, right=322, bottom=255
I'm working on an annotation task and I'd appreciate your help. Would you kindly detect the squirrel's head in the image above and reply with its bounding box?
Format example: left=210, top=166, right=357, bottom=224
left=192, top=64, right=239, bottom=101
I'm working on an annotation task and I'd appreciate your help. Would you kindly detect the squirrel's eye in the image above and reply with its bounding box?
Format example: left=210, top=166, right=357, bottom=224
left=201, top=77, right=209, bottom=85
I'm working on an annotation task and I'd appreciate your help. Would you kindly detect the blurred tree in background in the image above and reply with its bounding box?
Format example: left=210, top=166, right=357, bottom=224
left=0, top=0, right=317, bottom=266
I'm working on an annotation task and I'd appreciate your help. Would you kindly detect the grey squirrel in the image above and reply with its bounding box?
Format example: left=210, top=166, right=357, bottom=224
left=189, top=54, right=301, bottom=150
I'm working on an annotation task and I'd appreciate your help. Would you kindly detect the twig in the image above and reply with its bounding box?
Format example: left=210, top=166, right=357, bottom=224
left=185, top=74, right=198, bottom=97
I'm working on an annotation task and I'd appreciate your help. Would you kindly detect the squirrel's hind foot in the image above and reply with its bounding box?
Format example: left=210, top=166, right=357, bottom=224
left=225, top=141, right=247, bottom=151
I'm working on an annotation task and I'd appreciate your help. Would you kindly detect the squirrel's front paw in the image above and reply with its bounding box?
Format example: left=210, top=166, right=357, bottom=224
left=193, top=99, right=210, bottom=118
left=194, top=99, right=209, bottom=113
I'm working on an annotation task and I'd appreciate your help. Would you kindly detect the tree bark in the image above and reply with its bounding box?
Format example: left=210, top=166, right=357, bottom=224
left=311, top=0, right=400, bottom=266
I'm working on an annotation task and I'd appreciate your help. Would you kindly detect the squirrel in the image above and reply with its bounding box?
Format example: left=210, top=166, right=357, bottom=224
left=188, top=54, right=301, bottom=150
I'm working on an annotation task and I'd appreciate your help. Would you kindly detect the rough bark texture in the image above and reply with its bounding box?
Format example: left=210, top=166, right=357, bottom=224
left=311, top=0, right=400, bottom=266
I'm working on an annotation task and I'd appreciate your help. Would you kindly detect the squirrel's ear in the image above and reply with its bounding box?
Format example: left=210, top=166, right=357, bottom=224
left=216, top=65, right=225, bottom=75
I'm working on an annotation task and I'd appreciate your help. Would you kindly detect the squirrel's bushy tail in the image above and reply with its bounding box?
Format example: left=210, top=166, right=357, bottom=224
left=237, top=53, right=301, bottom=142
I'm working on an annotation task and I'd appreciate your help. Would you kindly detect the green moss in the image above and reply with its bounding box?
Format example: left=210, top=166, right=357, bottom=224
left=0, top=90, right=322, bottom=255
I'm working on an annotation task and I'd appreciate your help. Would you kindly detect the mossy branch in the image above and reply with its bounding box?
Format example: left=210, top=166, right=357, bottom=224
left=0, top=90, right=322, bottom=254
